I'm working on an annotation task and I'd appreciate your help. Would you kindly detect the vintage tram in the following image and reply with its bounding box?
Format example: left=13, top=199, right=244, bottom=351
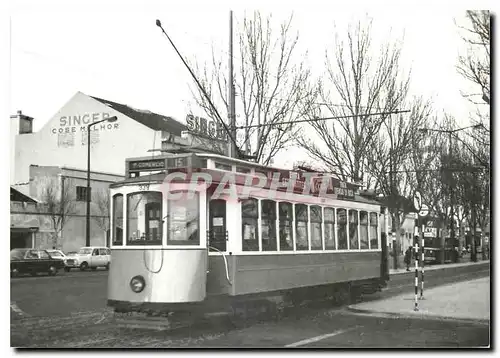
left=107, top=152, right=389, bottom=324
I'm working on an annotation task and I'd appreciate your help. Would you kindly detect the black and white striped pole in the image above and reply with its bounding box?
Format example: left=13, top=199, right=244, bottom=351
left=420, top=236, right=425, bottom=300
left=414, top=243, right=419, bottom=311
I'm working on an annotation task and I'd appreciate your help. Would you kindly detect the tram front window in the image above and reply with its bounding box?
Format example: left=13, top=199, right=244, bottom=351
left=167, top=192, right=199, bottom=245
left=127, top=192, right=163, bottom=246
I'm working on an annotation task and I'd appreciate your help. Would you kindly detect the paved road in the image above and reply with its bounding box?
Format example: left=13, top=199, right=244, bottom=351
left=11, top=263, right=490, bottom=348
left=11, top=270, right=108, bottom=317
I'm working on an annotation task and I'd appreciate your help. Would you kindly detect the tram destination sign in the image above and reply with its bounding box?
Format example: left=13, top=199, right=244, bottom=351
left=129, top=158, right=166, bottom=172
left=268, top=171, right=357, bottom=200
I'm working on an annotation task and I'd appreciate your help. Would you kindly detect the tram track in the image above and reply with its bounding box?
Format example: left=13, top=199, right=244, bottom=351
left=12, top=263, right=489, bottom=348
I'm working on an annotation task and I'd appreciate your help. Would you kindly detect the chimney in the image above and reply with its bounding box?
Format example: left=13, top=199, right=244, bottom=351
left=11, top=110, right=34, bottom=134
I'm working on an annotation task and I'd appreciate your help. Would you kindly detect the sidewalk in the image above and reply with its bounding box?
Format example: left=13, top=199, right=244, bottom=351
left=389, top=259, right=489, bottom=275
left=349, top=277, right=490, bottom=324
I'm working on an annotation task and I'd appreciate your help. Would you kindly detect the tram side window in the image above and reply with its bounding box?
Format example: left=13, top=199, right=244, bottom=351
left=167, top=192, right=199, bottom=245
left=278, top=202, right=293, bottom=251
left=324, top=207, right=336, bottom=250
left=370, top=213, right=379, bottom=249
left=359, top=211, right=369, bottom=249
left=310, top=206, right=322, bottom=250
left=349, top=210, right=359, bottom=250
left=242, top=198, right=259, bottom=251
left=337, top=209, right=348, bottom=250
left=112, top=194, right=123, bottom=246
left=261, top=200, right=277, bottom=251
left=127, top=192, right=162, bottom=246
left=295, top=204, right=308, bottom=251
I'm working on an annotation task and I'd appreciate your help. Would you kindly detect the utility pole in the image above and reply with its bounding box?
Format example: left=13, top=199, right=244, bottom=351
left=228, top=10, right=237, bottom=159
left=389, top=148, right=398, bottom=270
left=471, top=170, right=478, bottom=262
left=448, top=132, right=456, bottom=263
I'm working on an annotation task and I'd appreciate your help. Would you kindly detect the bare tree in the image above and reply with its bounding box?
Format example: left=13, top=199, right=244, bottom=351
left=456, top=10, right=490, bottom=105
left=298, top=18, right=410, bottom=183
left=191, top=11, right=315, bottom=164
left=38, top=177, right=76, bottom=249
left=93, top=189, right=110, bottom=244
left=366, top=97, right=434, bottom=244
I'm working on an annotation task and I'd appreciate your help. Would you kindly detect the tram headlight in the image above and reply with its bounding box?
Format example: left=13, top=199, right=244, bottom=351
left=130, top=275, right=146, bottom=293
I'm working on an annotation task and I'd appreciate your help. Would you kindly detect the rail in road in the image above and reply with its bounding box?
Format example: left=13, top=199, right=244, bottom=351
left=11, top=262, right=490, bottom=348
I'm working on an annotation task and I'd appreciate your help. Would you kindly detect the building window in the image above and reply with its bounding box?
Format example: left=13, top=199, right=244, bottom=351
left=76, top=186, right=91, bottom=201
left=370, top=213, right=379, bottom=249
left=112, top=194, right=123, bottom=246
left=279, top=202, right=293, bottom=251
left=126, top=192, right=163, bottom=246
left=167, top=192, right=199, bottom=245
left=324, top=207, right=336, bottom=250
left=295, top=204, right=308, bottom=250
left=310, top=205, right=322, bottom=250
left=261, top=200, right=277, bottom=251
left=337, top=209, right=348, bottom=250
left=349, top=210, right=359, bottom=250
left=242, top=198, right=259, bottom=251
left=360, top=211, right=369, bottom=249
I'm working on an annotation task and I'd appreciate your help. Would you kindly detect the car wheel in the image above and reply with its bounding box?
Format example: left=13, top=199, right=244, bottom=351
left=64, top=267, right=71, bottom=272
left=48, top=266, right=57, bottom=276
left=80, top=262, right=89, bottom=271
left=11, top=268, right=19, bottom=278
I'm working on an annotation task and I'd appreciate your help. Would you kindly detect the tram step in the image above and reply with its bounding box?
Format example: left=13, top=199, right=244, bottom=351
left=113, top=316, right=173, bottom=331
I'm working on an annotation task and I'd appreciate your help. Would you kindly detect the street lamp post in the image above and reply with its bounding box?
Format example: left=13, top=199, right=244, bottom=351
left=85, top=116, right=118, bottom=247
left=419, top=124, right=483, bottom=263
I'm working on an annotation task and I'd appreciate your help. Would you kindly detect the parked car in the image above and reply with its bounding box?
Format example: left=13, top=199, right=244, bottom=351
left=10, top=249, right=65, bottom=277
left=46, top=249, right=68, bottom=265
left=64, top=247, right=111, bottom=272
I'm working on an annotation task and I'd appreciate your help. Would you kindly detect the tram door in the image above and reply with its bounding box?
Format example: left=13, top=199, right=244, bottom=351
left=208, top=199, right=227, bottom=252
left=145, top=202, right=162, bottom=242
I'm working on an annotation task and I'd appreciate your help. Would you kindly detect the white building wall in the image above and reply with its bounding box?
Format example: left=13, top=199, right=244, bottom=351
left=12, top=92, right=161, bottom=194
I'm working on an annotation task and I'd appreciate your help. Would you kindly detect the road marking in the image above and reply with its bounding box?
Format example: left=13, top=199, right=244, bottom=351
left=285, top=326, right=360, bottom=348
left=10, top=302, right=30, bottom=317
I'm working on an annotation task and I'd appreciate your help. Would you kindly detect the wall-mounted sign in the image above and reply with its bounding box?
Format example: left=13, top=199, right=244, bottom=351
left=51, top=112, right=120, bottom=148
left=186, top=114, right=228, bottom=141
left=129, top=159, right=166, bottom=172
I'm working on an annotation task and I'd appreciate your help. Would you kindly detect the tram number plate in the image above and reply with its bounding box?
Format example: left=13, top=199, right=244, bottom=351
left=139, top=184, right=150, bottom=191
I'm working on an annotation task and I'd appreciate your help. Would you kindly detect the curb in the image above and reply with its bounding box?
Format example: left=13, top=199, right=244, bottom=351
left=389, top=261, right=490, bottom=276
left=346, top=306, right=490, bottom=326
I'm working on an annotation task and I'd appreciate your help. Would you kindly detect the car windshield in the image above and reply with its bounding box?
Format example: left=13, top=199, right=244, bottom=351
left=49, top=251, right=63, bottom=257
left=10, top=249, right=27, bottom=260
left=78, top=248, right=92, bottom=255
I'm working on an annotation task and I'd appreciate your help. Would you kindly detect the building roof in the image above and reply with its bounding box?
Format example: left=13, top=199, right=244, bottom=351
left=10, top=187, right=39, bottom=203
left=90, top=96, right=187, bottom=136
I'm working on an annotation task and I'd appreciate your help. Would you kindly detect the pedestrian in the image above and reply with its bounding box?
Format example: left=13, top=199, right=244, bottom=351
left=404, top=246, right=412, bottom=271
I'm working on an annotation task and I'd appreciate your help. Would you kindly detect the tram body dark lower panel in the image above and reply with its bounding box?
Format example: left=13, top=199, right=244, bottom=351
left=207, top=251, right=383, bottom=296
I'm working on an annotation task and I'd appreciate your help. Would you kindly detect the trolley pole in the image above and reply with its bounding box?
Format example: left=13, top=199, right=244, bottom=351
left=420, top=236, right=425, bottom=300
left=414, top=243, right=419, bottom=311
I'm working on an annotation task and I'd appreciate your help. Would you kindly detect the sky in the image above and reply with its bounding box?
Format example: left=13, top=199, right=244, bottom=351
left=6, top=0, right=495, bottom=170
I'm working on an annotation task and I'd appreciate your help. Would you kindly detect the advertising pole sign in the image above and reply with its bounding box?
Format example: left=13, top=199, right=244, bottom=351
left=186, top=114, right=228, bottom=142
